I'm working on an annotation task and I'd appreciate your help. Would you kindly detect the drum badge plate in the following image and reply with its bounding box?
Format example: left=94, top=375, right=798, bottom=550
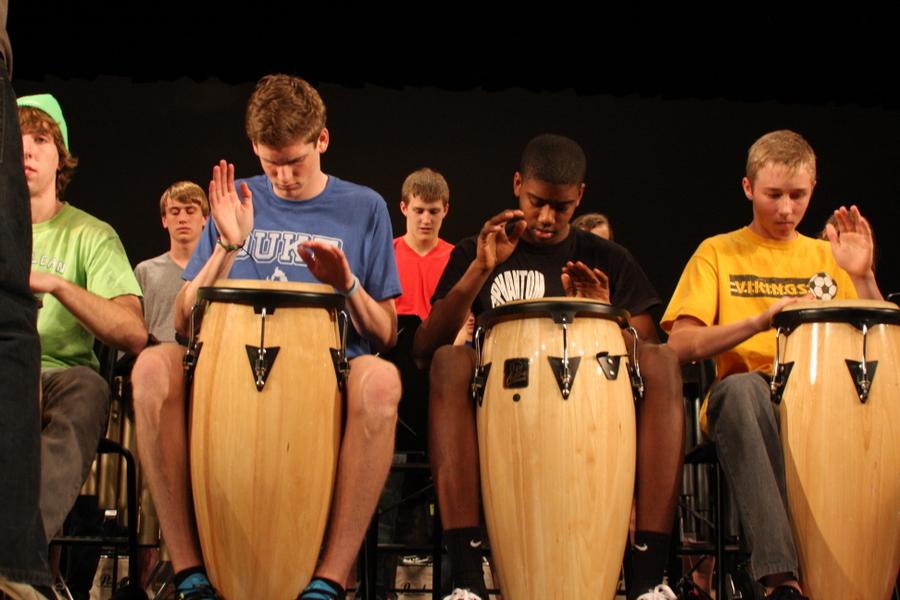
left=503, top=358, right=530, bottom=389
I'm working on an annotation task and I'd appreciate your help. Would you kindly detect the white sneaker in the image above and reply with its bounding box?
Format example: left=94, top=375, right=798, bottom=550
left=442, top=589, right=483, bottom=600
left=0, top=575, right=51, bottom=600
left=636, top=583, right=678, bottom=600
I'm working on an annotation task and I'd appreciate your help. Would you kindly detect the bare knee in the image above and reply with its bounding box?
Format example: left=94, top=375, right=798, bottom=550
left=639, top=342, right=680, bottom=377
left=637, top=343, right=682, bottom=400
left=347, top=356, right=401, bottom=425
left=131, top=344, right=185, bottom=418
left=430, top=345, right=475, bottom=400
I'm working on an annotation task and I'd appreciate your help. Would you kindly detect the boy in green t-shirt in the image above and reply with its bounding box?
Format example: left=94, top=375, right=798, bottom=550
left=18, top=93, right=146, bottom=541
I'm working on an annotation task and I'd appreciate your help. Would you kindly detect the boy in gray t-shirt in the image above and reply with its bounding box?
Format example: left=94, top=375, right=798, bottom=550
left=134, top=181, right=208, bottom=342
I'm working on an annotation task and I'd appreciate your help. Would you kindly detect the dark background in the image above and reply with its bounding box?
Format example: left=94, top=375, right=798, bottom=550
left=9, top=10, right=900, bottom=304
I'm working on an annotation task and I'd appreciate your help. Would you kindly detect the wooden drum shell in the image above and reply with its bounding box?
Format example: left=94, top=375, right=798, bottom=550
left=190, top=279, right=343, bottom=599
left=476, top=298, right=636, bottom=599
left=775, top=299, right=900, bottom=600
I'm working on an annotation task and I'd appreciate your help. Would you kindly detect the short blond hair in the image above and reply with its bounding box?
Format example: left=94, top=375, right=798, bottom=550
left=401, top=168, right=450, bottom=206
left=159, top=181, right=209, bottom=217
left=746, top=130, right=816, bottom=185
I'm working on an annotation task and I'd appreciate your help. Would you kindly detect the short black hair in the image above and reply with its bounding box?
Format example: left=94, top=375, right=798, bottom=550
left=519, top=134, right=586, bottom=185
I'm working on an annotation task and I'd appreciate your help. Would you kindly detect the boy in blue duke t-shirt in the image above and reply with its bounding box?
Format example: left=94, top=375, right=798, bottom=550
left=131, top=74, right=402, bottom=600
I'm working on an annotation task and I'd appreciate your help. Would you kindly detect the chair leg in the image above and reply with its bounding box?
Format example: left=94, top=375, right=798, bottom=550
left=96, top=438, right=144, bottom=597
left=714, top=461, right=725, bottom=600
left=124, top=446, right=140, bottom=590
left=432, top=508, right=442, bottom=600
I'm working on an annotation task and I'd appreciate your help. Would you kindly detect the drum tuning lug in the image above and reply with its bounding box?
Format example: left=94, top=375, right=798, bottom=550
left=471, top=363, right=491, bottom=406
left=330, top=348, right=350, bottom=391
left=595, top=352, right=623, bottom=381
left=551, top=311, right=576, bottom=325
left=245, top=345, right=280, bottom=392
left=769, top=362, right=794, bottom=405
left=845, top=359, right=878, bottom=403
left=548, top=356, right=580, bottom=400
left=628, top=364, right=645, bottom=400
left=624, top=325, right=644, bottom=400
left=183, top=341, right=203, bottom=375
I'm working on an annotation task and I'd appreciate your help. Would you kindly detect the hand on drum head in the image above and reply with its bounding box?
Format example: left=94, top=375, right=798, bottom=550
left=756, top=295, right=809, bottom=331
left=825, top=205, right=876, bottom=278
left=297, top=240, right=355, bottom=292
left=476, top=209, right=526, bottom=272
left=561, top=261, right=611, bottom=302
left=209, top=160, right=254, bottom=247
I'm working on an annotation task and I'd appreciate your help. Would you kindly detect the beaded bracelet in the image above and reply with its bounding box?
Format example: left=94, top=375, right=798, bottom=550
left=216, top=237, right=244, bottom=252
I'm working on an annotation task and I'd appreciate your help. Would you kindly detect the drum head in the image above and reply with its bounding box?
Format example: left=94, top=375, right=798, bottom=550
left=773, top=299, right=900, bottom=331
left=198, top=279, right=344, bottom=312
left=477, top=296, right=630, bottom=330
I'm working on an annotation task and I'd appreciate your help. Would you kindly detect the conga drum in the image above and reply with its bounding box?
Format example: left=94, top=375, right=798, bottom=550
left=474, top=298, right=638, bottom=599
left=771, top=299, right=900, bottom=600
left=188, top=280, right=347, bottom=599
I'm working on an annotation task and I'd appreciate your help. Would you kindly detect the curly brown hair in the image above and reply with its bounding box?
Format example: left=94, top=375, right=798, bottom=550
left=18, top=105, right=79, bottom=199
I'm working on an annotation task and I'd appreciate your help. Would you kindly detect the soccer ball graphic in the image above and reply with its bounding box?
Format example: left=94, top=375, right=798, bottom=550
left=808, top=272, right=837, bottom=300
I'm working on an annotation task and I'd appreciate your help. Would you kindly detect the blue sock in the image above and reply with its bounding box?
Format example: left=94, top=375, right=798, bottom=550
left=175, top=568, right=210, bottom=590
left=299, top=577, right=345, bottom=599
left=174, top=568, right=217, bottom=599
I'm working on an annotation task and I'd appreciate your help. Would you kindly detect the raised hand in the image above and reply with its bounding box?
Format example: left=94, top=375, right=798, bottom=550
left=561, top=261, right=611, bottom=302
left=825, top=205, right=875, bottom=278
left=475, top=209, right=526, bottom=272
left=208, top=160, right=253, bottom=246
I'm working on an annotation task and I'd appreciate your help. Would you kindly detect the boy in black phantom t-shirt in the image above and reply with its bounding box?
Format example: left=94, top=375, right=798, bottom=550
left=413, top=134, right=684, bottom=600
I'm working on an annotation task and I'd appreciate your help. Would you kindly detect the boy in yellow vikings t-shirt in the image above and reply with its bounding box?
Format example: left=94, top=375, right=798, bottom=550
left=661, top=130, right=881, bottom=600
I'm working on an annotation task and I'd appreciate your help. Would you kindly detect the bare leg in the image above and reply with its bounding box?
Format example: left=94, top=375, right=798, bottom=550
left=427, top=345, right=479, bottom=529
left=627, top=339, right=684, bottom=599
left=131, top=343, right=203, bottom=572
left=634, top=342, right=684, bottom=533
left=427, top=345, right=489, bottom=598
left=315, top=355, right=401, bottom=587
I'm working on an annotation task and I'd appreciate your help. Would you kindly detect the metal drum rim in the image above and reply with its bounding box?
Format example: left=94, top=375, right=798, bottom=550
left=197, top=286, right=345, bottom=310
left=773, top=305, right=900, bottom=330
left=476, top=297, right=631, bottom=329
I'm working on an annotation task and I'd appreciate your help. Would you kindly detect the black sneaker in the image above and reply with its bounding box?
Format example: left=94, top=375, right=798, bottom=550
left=765, top=586, right=808, bottom=600
left=0, top=575, right=52, bottom=600
left=110, top=582, right=151, bottom=599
